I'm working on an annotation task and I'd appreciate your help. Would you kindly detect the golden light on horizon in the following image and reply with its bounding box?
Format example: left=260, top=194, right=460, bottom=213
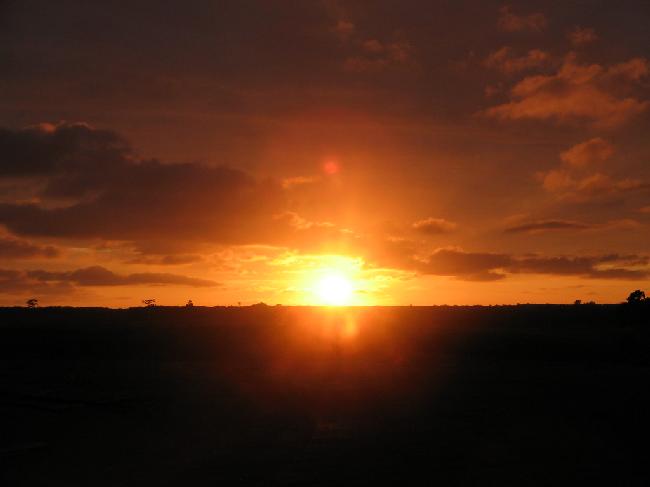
left=314, top=273, right=354, bottom=305
left=278, top=254, right=375, bottom=305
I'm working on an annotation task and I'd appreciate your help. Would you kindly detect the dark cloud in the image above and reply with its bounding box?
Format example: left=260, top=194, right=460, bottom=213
left=125, top=254, right=204, bottom=266
left=509, top=254, right=649, bottom=280
left=372, top=245, right=648, bottom=282
left=0, top=123, right=369, bottom=256
left=0, top=264, right=216, bottom=298
left=0, top=123, right=291, bottom=247
left=0, top=236, right=59, bottom=259
left=0, top=123, right=130, bottom=181
left=0, top=269, right=74, bottom=296
left=504, top=220, right=591, bottom=234
left=599, top=254, right=649, bottom=266
left=414, top=249, right=511, bottom=281
left=26, top=266, right=218, bottom=287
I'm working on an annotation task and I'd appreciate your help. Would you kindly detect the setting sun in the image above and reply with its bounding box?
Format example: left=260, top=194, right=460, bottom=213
left=314, top=273, right=354, bottom=305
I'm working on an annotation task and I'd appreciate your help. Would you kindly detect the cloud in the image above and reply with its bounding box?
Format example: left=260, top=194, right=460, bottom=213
left=0, top=122, right=376, bottom=260
left=361, top=236, right=419, bottom=272
left=0, top=164, right=282, bottom=242
left=607, top=58, right=650, bottom=82
left=329, top=13, right=413, bottom=74
left=0, top=123, right=381, bottom=263
left=510, top=254, right=648, bottom=280
left=559, top=137, right=614, bottom=168
left=537, top=137, right=648, bottom=201
left=538, top=170, right=647, bottom=201
left=497, top=6, right=547, bottom=33
left=0, top=269, right=74, bottom=296
left=539, top=169, right=574, bottom=192
left=372, top=243, right=649, bottom=282
left=26, top=265, right=218, bottom=287
left=504, top=220, right=591, bottom=234
left=504, top=218, right=643, bottom=234
left=414, top=249, right=511, bottom=281
left=484, top=47, right=550, bottom=74
left=568, top=27, right=597, bottom=46
left=344, top=40, right=413, bottom=73
left=483, top=54, right=650, bottom=127
left=411, top=217, right=457, bottom=234
left=0, top=122, right=130, bottom=180
left=0, top=265, right=217, bottom=297
left=125, top=254, right=203, bottom=266
left=574, top=173, right=646, bottom=196
left=0, top=123, right=300, bottom=248
left=0, top=236, right=59, bottom=259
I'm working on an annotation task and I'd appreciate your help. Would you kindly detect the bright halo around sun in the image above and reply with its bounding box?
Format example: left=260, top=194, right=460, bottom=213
left=315, top=273, right=354, bottom=306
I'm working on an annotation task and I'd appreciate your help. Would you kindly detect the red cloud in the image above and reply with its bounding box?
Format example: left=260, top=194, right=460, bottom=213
left=483, top=54, right=650, bottom=127
left=538, top=137, right=648, bottom=201
left=560, top=137, right=614, bottom=168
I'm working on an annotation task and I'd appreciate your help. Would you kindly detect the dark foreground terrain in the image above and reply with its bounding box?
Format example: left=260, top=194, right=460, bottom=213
left=1, top=305, right=650, bottom=486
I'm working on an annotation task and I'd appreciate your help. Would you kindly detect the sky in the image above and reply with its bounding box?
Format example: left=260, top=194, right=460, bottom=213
left=0, top=0, right=649, bottom=306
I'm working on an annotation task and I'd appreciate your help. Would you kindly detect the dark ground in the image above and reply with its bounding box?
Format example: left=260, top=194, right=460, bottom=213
left=1, top=305, right=649, bottom=486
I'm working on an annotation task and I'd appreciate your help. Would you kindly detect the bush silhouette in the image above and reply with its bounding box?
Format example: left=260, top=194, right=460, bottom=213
left=627, top=290, right=646, bottom=304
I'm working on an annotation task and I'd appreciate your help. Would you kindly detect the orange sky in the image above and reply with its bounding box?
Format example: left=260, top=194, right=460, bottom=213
left=0, top=1, right=649, bottom=306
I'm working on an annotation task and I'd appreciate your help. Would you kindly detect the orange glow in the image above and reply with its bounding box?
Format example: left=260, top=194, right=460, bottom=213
left=270, top=253, right=382, bottom=306
left=314, top=273, right=354, bottom=305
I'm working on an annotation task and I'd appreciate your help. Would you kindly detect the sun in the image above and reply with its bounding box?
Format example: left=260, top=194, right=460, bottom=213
left=314, top=273, right=354, bottom=306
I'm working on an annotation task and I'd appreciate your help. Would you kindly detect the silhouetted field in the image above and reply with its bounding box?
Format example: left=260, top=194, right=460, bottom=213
left=1, top=305, right=649, bottom=486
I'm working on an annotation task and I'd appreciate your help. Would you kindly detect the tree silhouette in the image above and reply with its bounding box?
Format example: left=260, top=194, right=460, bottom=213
left=26, top=298, right=38, bottom=308
left=186, top=299, right=194, bottom=307
left=142, top=299, right=156, bottom=307
left=626, top=290, right=646, bottom=304
left=574, top=299, right=582, bottom=305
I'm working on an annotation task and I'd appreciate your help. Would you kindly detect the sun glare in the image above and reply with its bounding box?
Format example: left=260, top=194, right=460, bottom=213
left=315, top=273, right=354, bottom=306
